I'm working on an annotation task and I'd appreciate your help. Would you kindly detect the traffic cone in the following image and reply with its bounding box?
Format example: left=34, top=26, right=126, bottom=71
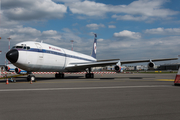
left=30, top=79, right=32, bottom=84
left=174, top=67, right=180, bottom=86
left=6, top=78, right=9, bottom=84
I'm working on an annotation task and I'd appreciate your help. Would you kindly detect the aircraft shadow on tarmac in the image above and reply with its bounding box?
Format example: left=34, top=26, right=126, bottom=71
left=0, top=76, right=117, bottom=83
left=115, top=77, right=155, bottom=79
left=0, top=75, right=155, bottom=83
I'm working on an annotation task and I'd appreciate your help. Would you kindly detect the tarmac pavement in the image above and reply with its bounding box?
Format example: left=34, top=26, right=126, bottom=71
left=0, top=73, right=179, bottom=120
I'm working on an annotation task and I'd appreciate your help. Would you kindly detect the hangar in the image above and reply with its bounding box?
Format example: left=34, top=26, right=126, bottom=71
left=157, top=64, right=180, bottom=70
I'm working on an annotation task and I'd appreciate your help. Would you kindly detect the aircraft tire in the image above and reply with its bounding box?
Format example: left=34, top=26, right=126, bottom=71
left=31, top=75, right=36, bottom=82
left=90, top=73, right=94, bottom=78
left=85, top=73, right=89, bottom=78
left=27, top=75, right=31, bottom=81
left=61, top=74, right=64, bottom=78
left=85, top=73, right=94, bottom=78
left=55, top=73, right=64, bottom=79
left=55, top=73, right=58, bottom=78
left=27, top=75, right=36, bottom=82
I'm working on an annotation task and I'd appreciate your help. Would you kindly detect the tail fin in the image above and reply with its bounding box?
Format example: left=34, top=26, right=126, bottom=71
left=91, top=33, right=97, bottom=59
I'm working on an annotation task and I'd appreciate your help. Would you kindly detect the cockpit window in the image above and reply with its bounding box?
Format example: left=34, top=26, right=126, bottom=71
left=12, top=46, right=30, bottom=50
left=16, top=46, right=23, bottom=49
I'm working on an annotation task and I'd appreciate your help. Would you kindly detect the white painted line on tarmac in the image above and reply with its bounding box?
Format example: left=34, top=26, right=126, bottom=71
left=0, top=85, right=173, bottom=92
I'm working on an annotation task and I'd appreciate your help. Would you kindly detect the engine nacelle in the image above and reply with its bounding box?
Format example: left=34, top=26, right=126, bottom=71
left=5, top=65, right=15, bottom=72
left=15, top=68, right=27, bottom=74
left=148, top=62, right=155, bottom=70
left=114, top=65, right=123, bottom=73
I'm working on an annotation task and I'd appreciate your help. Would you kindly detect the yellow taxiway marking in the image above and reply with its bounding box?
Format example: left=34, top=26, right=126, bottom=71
left=156, top=79, right=174, bottom=81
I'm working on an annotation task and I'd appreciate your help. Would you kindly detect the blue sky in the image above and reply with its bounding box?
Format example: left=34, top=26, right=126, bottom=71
left=0, top=0, right=180, bottom=65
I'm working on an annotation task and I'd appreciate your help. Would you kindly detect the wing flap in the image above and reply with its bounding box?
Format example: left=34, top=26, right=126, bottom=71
left=66, top=60, right=119, bottom=71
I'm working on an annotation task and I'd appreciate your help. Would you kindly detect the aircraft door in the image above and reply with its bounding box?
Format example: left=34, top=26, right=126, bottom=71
left=35, top=43, right=43, bottom=58
left=35, top=43, right=44, bottom=70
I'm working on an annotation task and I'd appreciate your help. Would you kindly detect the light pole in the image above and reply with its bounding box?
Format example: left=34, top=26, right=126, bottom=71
left=70, top=40, right=74, bottom=51
left=7, top=37, right=11, bottom=51
left=5, top=52, right=6, bottom=65
left=7, top=38, right=11, bottom=64
left=0, top=37, right=1, bottom=54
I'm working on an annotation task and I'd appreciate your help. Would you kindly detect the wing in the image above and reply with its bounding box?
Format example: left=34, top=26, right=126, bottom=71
left=121, top=58, right=178, bottom=65
left=65, top=57, right=178, bottom=72
left=65, top=60, right=119, bottom=72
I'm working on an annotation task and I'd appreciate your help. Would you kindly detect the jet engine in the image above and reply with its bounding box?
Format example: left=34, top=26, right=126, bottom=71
left=5, top=65, right=15, bottom=72
left=114, top=65, right=122, bottom=73
left=15, top=68, right=27, bottom=74
left=5, top=66, right=10, bottom=71
left=148, top=62, right=155, bottom=70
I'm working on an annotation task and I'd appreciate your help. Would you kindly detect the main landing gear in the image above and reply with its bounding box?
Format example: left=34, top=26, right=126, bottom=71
left=27, top=74, right=36, bottom=82
left=55, top=72, right=64, bottom=79
left=85, top=68, right=94, bottom=78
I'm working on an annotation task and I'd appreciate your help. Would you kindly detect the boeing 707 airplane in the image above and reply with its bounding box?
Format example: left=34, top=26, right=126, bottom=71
left=6, top=34, right=178, bottom=81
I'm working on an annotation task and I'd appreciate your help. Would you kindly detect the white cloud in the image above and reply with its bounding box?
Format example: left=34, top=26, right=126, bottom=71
left=2, top=0, right=67, bottom=21
left=1, top=26, right=41, bottom=39
left=52, top=0, right=81, bottom=3
left=108, top=25, right=116, bottom=28
left=16, top=27, right=41, bottom=36
left=42, top=30, right=58, bottom=36
left=1, top=15, right=20, bottom=28
left=114, top=0, right=177, bottom=17
left=61, top=28, right=82, bottom=43
left=42, top=30, right=62, bottom=40
left=96, top=36, right=180, bottom=61
left=0, top=26, right=63, bottom=43
left=114, top=30, right=141, bottom=40
left=68, top=1, right=108, bottom=17
left=86, top=23, right=105, bottom=30
left=97, top=39, right=104, bottom=42
left=144, top=27, right=180, bottom=35
left=112, top=15, right=148, bottom=21
left=67, top=0, right=178, bottom=21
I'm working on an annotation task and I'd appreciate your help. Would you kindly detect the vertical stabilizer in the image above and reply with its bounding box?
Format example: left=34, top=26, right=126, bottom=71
left=91, top=34, right=97, bottom=59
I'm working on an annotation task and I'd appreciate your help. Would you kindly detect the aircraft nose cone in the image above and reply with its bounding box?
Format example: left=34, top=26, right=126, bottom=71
left=6, top=49, right=19, bottom=63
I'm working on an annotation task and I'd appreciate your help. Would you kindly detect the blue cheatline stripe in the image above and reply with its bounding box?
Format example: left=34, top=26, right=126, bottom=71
left=18, top=48, right=96, bottom=62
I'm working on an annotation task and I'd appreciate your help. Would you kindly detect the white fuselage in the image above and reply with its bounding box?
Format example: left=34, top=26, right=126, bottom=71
left=13, top=41, right=96, bottom=72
